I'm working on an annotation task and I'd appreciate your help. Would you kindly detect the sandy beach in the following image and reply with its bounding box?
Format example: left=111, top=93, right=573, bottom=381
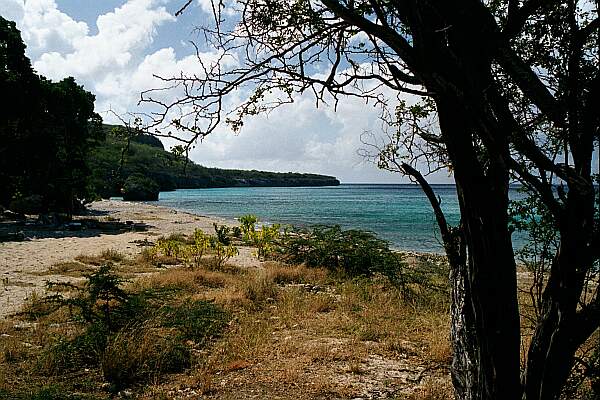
left=0, top=200, right=260, bottom=318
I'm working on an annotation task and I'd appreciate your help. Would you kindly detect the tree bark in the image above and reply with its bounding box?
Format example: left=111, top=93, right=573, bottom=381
left=523, top=184, right=596, bottom=399
left=437, top=101, right=522, bottom=400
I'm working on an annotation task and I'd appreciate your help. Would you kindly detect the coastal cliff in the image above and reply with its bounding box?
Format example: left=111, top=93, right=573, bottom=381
left=89, top=126, right=340, bottom=198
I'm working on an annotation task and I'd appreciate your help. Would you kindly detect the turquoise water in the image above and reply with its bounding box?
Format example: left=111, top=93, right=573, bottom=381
left=157, top=184, right=524, bottom=253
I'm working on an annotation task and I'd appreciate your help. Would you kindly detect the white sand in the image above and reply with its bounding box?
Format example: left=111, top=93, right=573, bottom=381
left=0, top=200, right=259, bottom=318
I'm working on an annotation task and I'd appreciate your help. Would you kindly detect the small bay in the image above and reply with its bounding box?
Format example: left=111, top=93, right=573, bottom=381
left=157, top=184, right=526, bottom=253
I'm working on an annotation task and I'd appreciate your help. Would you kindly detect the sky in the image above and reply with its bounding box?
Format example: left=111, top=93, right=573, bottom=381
left=1, top=0, right=453, bottom=183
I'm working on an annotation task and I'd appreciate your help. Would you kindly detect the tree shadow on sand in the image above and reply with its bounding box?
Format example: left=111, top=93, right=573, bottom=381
left=0, top=215, right=150, bottom=242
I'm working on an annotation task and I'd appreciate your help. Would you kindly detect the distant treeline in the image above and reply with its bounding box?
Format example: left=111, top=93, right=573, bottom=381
left=89, top=125, right=340, bottom=200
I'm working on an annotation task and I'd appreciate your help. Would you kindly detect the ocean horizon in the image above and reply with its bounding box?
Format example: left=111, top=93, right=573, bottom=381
left=153, top=183, right=527, bottom=253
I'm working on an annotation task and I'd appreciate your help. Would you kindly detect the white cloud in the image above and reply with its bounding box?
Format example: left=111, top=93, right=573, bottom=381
left=32, top=0, right=174, bottom=80
left=5, top=0, right=89, bottom=59
left=186, top=92, right=404, bottom=182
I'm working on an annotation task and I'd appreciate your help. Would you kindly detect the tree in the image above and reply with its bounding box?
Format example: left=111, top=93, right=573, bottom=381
left=0, top=17, right=103, bottom=215
left=143, top=1, right=599, bottom=398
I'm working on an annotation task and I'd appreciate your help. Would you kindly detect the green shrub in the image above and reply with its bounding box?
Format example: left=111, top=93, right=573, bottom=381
left=239, top=214, right=258, bottom=241
left=232, top=226, right=242, bottom=238
left=161, top=299, right=228, bottom=344
left=100, top=327, right=190, bottom=391
left=184, top=229, right=210, bottom=267
left=279, top=225, right=404, bottom=286
left=47, top=265, right=132, bottom=330
left=155, top=237, right=184, bottom=260
left=39, top=266, right=229, bottom=389
left=213, top=223, right=232, bottom=245
left=208, top=236, right=239, bottom=268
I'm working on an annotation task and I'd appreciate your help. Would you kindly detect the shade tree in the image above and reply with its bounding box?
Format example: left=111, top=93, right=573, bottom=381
left=141, top=2, right=599, bottom=398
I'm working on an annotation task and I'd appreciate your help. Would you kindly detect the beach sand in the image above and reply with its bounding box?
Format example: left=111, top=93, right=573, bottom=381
left=0, top=199, right=260, bottom=318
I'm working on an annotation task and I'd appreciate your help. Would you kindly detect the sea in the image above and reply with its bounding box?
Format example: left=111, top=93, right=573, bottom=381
left=155, top=184, right=528, bottom=253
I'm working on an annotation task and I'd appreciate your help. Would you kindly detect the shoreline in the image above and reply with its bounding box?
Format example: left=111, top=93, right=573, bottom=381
left=0, top=199, right=260, bottom=318
left=0, top=199, right=442, bottom=318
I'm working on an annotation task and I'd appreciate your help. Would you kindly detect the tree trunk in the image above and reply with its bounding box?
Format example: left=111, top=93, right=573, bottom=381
left=437, top=102, right=522, bottom=399
left=448, top=180, right=522, bottom=400
left=523, top=185, right=596, bottom=399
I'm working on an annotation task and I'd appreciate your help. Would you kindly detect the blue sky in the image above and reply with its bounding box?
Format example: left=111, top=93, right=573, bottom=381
left=2, top=0, right=451, bottom=183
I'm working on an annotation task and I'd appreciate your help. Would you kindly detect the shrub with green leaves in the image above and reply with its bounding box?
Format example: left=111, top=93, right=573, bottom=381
left=46, top=265, right=132, bottom=331
left=40, top=265, right=229, bottom=390
left=208, top=236, right=239, bottom=268
left=279, top=225, right=404, bottom=286
left=213, top=222, right=232, bottom=245
left=239, top=214, right=258, bottom=241
left=155, top=237, right=184, bottom=260
left=183, top=229, right=210, bottom=267
left=121, top=173, right=160, bottom=201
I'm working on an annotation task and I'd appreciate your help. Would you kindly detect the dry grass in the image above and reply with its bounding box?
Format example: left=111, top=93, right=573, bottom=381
left=41, top=261, right=94, bottom=277
left=264, top=262, right=328, bottom=284
left=0, top=245, right=454, bottom=399
left=75, top=248, right=125, bottom=266
left=407, top=378, right=454, bottom=400
left=132, top=267, right=233, bottom=293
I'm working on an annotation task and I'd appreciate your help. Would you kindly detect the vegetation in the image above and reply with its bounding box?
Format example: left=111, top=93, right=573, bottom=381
left=0, top=17, right=103, bottom=215
left=24, top=264, right=229, bottom=393
left=278, top=225, right=405, bottom=286
left=88, top=126, right=340, bottom=199
left=0, top=229, right=451, bottom=398
left=121, top=174, right=160, bottom=201
left=148, top=1, right=600, bottom=398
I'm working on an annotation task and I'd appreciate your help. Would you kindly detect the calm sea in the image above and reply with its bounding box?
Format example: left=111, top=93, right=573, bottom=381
left=156, top=184, right=526, bottom=253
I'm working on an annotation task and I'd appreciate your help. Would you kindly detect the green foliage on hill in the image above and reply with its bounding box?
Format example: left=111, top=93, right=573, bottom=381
left=89, top=126, right=340, bottom=199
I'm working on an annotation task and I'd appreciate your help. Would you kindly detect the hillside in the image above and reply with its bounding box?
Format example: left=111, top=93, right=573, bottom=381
left=89, top=126, right=340, bottom=198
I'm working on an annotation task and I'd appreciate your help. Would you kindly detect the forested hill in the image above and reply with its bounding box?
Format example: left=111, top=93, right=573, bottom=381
left=89, top=126, right=340, bottom=198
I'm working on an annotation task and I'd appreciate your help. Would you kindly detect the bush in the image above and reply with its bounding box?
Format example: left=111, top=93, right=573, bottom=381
left=208, top=237, right=239, bottom=269
left=279, top=225, right=404, bottom=286
left=101, top=326, right=190, bottom=390
left=213, top=223, right=232, bottom=245
left=121, top=174, right=159, bottom=201
left=48, top=265, right=132, bottom=330
left=40, top=266, right=229, bottom=389
left=239, top=214, right=258, bottom=240
left=161, top=299, right=228, bottom=344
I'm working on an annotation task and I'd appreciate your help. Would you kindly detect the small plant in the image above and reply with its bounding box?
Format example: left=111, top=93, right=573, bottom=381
left=237, top=215, right=281, bottom=259
left=47, top=265, right=131, bottom=331
left=208, top=237, right=239, bottom=269
left=184, top=229, right=210, bottom=268
left=239, top=214, right=258, bottom=241
left=155, top=237, right=184, bottom=260
left=100, top=249, right=125, bottom=263
left=251, top=223, right=281, bottom=260
left=213, top=223, right=232, bottom=245
left=75, top=249, right=125, bottom=266
left=232, top=226, right=242, bottom=238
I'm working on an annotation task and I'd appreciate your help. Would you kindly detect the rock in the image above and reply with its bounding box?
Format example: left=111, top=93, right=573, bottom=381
left=121, top=174, right=160, bottom=201
left=9, top=194, right=45, bottom=215
left=3, top=209, right=25, bottom=221
left=0, top=231, right=26, bottom=242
